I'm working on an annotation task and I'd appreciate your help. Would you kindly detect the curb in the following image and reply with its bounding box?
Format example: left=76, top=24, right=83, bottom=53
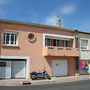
left=31, top=76, right=90, bottom=85
left=0, top=76, right=90, bottom=86
left=0, top=81, right=22, bottom=86
left=0, top=81, right=31, bottom=86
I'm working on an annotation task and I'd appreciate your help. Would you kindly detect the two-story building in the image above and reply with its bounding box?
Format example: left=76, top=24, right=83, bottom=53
left=0, top=19, right=80, bottom=79
left=78, top=31, right=90, bottom=75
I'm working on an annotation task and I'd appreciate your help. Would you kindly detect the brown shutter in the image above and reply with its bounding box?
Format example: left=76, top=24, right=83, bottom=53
left=60, top=40, right=63, bottom=47
left=68, top=41, right=70, bottom=47
left=51, top=39, right=53, bottom=46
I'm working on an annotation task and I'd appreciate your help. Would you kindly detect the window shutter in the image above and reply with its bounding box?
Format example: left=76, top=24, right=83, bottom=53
left=60, top=40, right=63, bottom=47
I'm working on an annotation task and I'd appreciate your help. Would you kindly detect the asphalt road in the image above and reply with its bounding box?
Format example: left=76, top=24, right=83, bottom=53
left=0, top=80, right=90, bottom=90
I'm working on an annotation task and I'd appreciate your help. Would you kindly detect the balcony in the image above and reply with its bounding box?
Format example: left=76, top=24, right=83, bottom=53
left=44, top=46, right=80, bottom=57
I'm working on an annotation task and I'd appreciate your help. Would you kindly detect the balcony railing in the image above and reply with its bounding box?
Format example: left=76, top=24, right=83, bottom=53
left=44, top=46, right=80, bottom=57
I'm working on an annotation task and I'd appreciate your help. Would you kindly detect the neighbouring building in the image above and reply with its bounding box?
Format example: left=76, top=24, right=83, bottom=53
left=0, top=19, right=80, bottom=79
left=78, top=31, right=90, bottom=75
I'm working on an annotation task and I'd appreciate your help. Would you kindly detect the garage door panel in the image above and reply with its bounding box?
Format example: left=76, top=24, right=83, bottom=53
left=0, top=60, right=11, bottom=79
left=0, top=60, right=26, bottom=79
left=11, top=61, right=26, bottom=78
left=52, top=60, right=68, bottom=77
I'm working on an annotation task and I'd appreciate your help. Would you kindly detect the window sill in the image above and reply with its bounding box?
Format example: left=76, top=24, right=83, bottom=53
left=81, top=49, right=90, bottom=51
left=1, top=45, right=20, bottom=48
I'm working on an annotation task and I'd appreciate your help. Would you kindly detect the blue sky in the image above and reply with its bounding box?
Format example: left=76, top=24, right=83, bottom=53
left=0, top=0, right=90, bottom=32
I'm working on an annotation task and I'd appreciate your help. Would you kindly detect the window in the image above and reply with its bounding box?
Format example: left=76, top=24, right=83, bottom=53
left=57, top=40, right=60, bottom=47
left=28, top=33, right=34, bottom=40
left=81, top=40, right=88, bottom=50
left=63, top=40, right=69, bottom=47
left=45, top=39, right=51, bottom=46
left=66, top=41, right=69, bottom=47
left=3, top=32, right=18, bottom=45
left=45, top=38, right=72, bottom=47
left=53, top=39, right=60, bottom=47
left=63, top=40, right=65, bottom=47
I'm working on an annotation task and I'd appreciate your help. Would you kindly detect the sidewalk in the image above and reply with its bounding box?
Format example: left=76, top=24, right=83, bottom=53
left=0, top=75, right=90, bottom=86
left=31, top=75, right=90, bottom=85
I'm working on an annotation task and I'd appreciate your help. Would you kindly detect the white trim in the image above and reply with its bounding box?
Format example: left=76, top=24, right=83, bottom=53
left=43, top=33, right=74, bottom=39
left=2, top=32, right=18, bottom=34
left=0, top=56, right=30, bottom=79
left=52, top=60, right=68, bottom=77
left=80, top=39, right=88, bottom=50
left=43, top=33, right=74, bottom=56
left=2, top=32, right=18, bottom=46
left=43, top=34, right=45, bottom=56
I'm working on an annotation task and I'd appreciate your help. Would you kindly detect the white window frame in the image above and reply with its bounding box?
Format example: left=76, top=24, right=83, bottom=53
left=81, top=39, right=88, bottom=50
left=2, top=32, right=18, bottom=46
left=43, top=33, right=74, bottom=56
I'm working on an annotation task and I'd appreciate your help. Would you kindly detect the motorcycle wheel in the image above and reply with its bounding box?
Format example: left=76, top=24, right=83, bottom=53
left=31, top=75, right=37, bottom=80
left=46, top=74, right=51, bottom=80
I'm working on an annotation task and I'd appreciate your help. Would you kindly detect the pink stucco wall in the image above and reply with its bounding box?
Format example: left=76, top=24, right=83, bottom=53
left=0, top=22, right=77, bottom=76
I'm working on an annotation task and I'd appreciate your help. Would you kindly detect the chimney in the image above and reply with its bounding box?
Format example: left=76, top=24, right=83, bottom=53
left=57, top=20, right=61, bottom=27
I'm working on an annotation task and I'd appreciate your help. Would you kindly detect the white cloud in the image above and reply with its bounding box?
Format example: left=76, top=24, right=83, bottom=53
left=0, top=0, right=15, bottom=16
left=60, top=5, right=76, bottom=15
left=44, top=4, right=76, bottom=26
left=44, top=16, right=57, bottom=26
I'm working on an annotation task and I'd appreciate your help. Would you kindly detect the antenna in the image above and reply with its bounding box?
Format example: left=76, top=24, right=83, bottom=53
left=57, top=15, right=60, bottom=20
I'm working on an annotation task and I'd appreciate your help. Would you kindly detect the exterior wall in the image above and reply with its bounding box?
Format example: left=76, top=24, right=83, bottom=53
left=44, top=57, right=76, bottom=76
left=0, top=56, right=30, bottom=79
left=0, top=22, right=76, bottom=76
left=78, top=33, right=90, bottom=60
left=78, top=33, right=90, bottom=75
left=44, top=46, right=79, bottom=57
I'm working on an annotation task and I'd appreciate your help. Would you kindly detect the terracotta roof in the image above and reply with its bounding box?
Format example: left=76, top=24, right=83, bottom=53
left=79, top=30, right=90, bottom=34
left=0, top=19, right=76, bottom=32
left=0, top=19, right=90, bottom=34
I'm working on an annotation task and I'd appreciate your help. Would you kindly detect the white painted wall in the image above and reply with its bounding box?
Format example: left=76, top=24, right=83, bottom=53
left=78, top=33, right=90, bottom=60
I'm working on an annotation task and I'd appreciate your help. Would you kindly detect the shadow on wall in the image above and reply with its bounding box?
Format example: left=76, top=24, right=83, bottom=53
left=44, top=57, right=52, bottom=75
left=1, top=46, right=20, bottom=50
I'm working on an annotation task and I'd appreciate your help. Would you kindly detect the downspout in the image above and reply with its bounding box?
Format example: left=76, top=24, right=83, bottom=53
left=75, top=30, right=80, bottom=75
left=0, top=28, right=1, bottom=58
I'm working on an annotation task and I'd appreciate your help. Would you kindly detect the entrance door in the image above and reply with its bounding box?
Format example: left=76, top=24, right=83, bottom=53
left=11, top=60, right=26, bottom=78
left=0, top=60, right=11, bottom=79
left=52, top=60, right=68, bottom=77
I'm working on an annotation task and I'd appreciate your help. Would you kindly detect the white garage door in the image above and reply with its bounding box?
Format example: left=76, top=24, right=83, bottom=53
left=0, top=60, right=11, bottom=79
left=52, top=60, right=68, bottom=77
left=11, top=60, right=26, bottom=78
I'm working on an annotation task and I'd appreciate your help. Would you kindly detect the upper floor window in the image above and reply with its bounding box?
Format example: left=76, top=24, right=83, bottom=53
left=3, top=32, right=18, bottom=45
left=45, top=38, right=72, bottom=47
left=81, top=40, right=88, bottom=50
left=45, top=39, right=51, bottom=46
left=53, top=39, right=60, bottom=47
left=63, top=40, right=71, bottom=47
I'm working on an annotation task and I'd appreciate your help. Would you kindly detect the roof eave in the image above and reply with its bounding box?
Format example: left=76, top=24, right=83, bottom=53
left=0, top=19, right=76, bottom=33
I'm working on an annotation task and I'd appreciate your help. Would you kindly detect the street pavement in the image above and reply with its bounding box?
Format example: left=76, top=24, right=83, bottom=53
left=0, top=75, right=90, bottom=86
left=0, top=80, right=90, bottom=90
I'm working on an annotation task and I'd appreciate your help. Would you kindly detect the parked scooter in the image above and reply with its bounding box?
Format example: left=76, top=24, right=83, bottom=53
left=30, top=70, right=51, bottom=80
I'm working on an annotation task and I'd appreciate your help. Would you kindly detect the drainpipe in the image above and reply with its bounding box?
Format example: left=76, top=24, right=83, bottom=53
left=75, top=30, right=80, bottom=76
left=75, top=30, right=79, bottom=48
left=0, top=29, right=1, bottom=58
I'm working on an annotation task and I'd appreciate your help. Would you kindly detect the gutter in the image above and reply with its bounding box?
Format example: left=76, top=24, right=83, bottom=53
left=0, top=19, right=75, bottom=33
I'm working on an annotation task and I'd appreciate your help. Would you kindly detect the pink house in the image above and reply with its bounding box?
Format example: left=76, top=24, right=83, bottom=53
left=0, top=19, right=80, bottom=79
